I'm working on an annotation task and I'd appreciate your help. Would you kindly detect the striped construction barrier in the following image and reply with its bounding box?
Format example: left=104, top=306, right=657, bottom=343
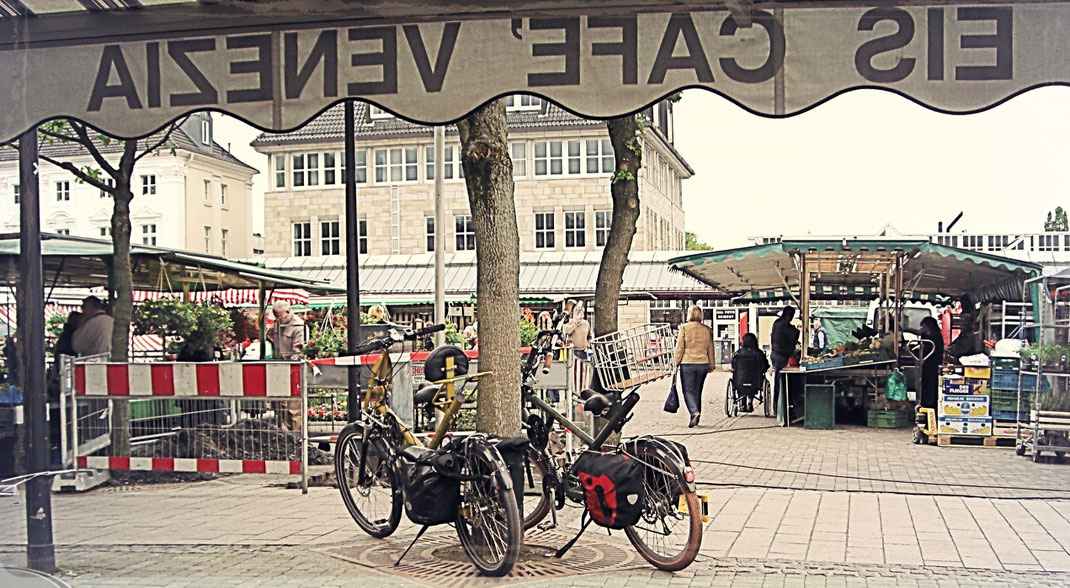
left=76, top=455, right=300, bottom=475
left=74, top=362, right=302, bottom=397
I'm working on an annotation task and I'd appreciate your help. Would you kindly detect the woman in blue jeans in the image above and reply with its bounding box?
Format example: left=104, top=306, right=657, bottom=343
left=674, top=305, right=717, bottom=428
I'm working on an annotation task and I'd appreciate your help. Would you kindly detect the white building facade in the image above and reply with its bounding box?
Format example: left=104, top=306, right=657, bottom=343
left=0, top=113, right=258, bottom=258
left=252, top=99, right=692, bottom=259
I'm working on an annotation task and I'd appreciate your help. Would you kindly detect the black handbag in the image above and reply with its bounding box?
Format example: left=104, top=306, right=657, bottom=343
left=663, top=369, right=680, bottom=413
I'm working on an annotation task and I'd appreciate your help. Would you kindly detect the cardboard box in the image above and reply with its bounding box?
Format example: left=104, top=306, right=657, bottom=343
left=939, top=394, right=990, bottom=418
left=941, top=378, right=988, bottom=395
left=964, top=367, right=991, bottom=380
left=937, top=417, right=993, bottom=436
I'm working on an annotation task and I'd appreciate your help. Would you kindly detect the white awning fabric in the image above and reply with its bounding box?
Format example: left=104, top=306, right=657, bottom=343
left=1, top=2, right=1068, bottom=142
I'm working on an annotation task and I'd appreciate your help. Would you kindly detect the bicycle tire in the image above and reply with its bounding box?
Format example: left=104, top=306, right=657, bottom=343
left=335, top=425, right=402, bottom=538
left=454, top=439, right=522, bottom=576
left=521, top=446, right=551, bottom=531
left=624, top=444, right=703, bottom=571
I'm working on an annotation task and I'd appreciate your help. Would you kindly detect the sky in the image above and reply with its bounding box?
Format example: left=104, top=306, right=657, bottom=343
left=216, top=85, right=1070, bottom=249
left=673, top=85, right=1070, bottom=249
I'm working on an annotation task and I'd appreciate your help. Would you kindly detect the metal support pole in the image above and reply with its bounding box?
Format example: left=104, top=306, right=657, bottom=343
left=19, top=128, right=56, bottom=572
left=344, top=101, right=361, bottom=422
left=257, top=281, right=267, bottom=359
left=433, top=126, right=446, bottom=348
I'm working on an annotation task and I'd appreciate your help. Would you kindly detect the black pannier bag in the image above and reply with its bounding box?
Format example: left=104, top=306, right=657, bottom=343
left=574, top=450, right=645, bottom=529
left=397, top=446, right=460, bottom=526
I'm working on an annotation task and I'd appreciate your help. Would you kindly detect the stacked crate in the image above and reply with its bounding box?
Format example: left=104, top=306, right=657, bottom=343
left=989, top=357, right=1032, bottom=423
left=937, top=366, right=992, bottom=437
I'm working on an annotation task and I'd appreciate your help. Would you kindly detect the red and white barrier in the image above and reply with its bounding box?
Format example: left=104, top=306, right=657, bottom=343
left=76, top=455, right=300, bottom=475
left=74, top=362, right=302, bottom=397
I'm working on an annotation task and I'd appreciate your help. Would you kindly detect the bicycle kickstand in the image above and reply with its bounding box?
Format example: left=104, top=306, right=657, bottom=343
left=394, top=524, right=430, bottom=567
left=537, top=488, right=559, bottom=532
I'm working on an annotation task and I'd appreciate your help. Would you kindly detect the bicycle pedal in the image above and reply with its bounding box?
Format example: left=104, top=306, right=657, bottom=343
left=536, top=520, right=557, bottom=531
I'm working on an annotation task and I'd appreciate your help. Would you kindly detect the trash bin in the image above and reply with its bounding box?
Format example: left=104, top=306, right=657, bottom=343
left=804, top=384, right=835, bottom=430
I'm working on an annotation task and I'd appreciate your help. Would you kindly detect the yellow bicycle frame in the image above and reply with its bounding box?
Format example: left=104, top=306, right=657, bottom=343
left=362, top=351, right=490, bottom=450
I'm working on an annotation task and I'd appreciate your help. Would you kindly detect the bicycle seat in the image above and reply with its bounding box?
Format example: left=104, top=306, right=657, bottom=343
left=413, top=384, right=441, bottom=407
left=398, top=445, right=434, bottom=463
left=583, top=392, right=611, bottom=415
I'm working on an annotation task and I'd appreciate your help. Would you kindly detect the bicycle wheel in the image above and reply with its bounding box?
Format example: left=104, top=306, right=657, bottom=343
left=455, top=440, right=522, bottom=576
left=521, top=446, right=551, bottom=531
left=763, top=379, right=773, bottom=418
left=624, top=444, right=703, bottom=571
left=335, top=425, right=402, bottom=538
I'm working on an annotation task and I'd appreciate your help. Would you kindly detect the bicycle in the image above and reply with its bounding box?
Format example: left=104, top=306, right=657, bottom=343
left=333, top=322, right=521, bottom=576
left=518, top=313, right=704, bottom=571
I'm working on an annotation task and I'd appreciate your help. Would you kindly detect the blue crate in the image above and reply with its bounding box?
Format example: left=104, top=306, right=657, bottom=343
left=991, top=408, right=1031, bottom=422
left=0, top=385, right=20, bottom=404
left=990, top=370, right=1043, bottom=391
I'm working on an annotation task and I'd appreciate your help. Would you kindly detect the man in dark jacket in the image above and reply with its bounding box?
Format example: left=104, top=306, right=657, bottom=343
left=769, top=307, right=799, bottom=425
left=732, top=333, right=769, bottom=412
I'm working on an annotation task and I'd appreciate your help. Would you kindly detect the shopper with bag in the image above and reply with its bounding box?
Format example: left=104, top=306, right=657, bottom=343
left=674, top=305, right=716, bottom=428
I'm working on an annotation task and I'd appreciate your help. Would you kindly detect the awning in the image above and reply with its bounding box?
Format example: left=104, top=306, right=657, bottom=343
left=670, top=240, right=1042, bottom=304
left=0, top=233, right=344, bottom=294
left=2, top=2, right=1069, bottom=142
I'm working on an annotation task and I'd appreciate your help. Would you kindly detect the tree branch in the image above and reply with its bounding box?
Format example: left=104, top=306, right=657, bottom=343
left=38, top=153, right=109, bottom=191
left=68, top=121, right=119, bottom=178
left=134, top=118, right=187, bottom=163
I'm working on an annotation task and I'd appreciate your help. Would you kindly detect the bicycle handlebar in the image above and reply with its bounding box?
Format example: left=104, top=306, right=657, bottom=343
left=342, top=323, right=446, bottom=356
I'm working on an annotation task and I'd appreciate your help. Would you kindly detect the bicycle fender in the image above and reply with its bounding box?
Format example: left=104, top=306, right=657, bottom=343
left=627, top=437, right=697, bottom=493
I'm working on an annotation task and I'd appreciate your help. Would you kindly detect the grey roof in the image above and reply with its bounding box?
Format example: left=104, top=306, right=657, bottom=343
left=251, top=101, right=605, bottom=148
left=259, top=251, right=716, bottom=298
left=0, top=124, right=256, bottom=172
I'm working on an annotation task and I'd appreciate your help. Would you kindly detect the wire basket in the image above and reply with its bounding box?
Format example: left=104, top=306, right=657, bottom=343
left=590, top=323, right=676, bottom=392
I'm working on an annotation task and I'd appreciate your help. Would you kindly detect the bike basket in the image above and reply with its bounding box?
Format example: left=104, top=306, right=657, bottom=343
left=590, top=323, right=676, bottom=392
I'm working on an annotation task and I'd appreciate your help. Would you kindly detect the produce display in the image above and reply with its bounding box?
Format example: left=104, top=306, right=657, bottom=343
left=802, top=336, right=894, bottom=367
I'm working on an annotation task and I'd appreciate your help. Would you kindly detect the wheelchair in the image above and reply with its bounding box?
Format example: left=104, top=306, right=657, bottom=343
left=725, top=371, right=773, bottom=418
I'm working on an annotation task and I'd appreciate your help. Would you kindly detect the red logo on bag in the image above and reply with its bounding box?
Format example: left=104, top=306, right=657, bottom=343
left=578, top=472, right=618, bottom=526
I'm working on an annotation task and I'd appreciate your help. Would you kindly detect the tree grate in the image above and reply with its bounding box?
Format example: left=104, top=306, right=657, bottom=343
left=322, top=528, right=644, bottom=586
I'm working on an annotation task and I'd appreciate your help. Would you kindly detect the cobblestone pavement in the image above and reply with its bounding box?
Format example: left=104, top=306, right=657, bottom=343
left=1, top=371, right=1069, bottom=585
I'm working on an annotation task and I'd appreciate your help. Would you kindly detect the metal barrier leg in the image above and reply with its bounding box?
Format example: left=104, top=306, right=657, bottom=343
left=301, top=367, right=308, bottom=494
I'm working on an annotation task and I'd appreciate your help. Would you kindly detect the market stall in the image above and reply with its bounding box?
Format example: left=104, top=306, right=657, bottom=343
left=669, top=240, right=1041, bottom=429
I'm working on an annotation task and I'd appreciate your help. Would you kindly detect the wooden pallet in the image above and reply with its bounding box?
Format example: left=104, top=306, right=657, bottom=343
left=937, top=434, right=1017, bottom=448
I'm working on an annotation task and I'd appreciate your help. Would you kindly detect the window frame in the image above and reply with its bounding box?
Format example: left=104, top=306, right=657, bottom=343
left=292, top=221, right=312, bottom=257
left=534, top=211, right=556, bottom=250
left=564, top=210, right=586, bottom=248
left=454, top=215, right=475, bottom=251
left=594, top=210, right=612, bottom=248
left=55, top=180, right=70, bottom=201
left=426, top=216, right=436, bottom=252
left=320, top=219, right=341, bottom=256
left=141, top=175, right=156, bottom=196
left=141, top=223, right=157, bottom=246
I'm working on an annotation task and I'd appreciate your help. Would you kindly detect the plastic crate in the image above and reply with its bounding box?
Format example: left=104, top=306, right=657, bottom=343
left=803, top=356, right=844, bottom=370
left=991, top=408, right=1031, bottom=422
left=990, top=370, right=1046, bottom=392
left=867, top=409, right=911, bottom=429
left=991, top=357, right=1021, bottom=371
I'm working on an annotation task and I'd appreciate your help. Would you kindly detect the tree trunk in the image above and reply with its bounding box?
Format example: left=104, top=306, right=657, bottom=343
left=108, top=140, right=137, bottom=462
left=458, top=100, right=521, bottom=437
left=595, top=116, right=643, bottom=338
left=108, top=140, right=137, bottom=363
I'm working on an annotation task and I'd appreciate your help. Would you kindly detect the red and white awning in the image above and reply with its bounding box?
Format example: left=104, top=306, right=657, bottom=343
left=89, top=288, right=310, bottom=307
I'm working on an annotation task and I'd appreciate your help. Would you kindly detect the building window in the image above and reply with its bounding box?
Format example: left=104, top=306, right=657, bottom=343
left=292, top=222, right=311, bottom=256
left=321, top=220, right=340, bottom=255
left=1039, top=234, right=1059, bottom=252
left=274, top=154, right=286, bottom=188
left=56, top=228, right=70, bottom=235
left=220, top=184, right=228, bottom=208
left=511, top=142, right=526, bottom=177
left=141, top=224, right=156, bottom=246
left=374, top=148, right=418, bottom=183
left=351, top=150, right=367, bottom=184
left=454, top=215, right=475, bottom=251
left=201, top=119, right=211, bottom=144
left=534, top=212, right=555, bottom=249
left=595, top=210, right=612, bottom=247
left=586, top=139, right=614, bottom=174
left=534, top=141, right=563, bottom=176
left=141, top=175, right=156, bottom=195
left=203, top=179, right=211, bottom=203
left=505, top=95, right=542, bottom=111
left=56, top=181, right=69, bottom=201
left=99, top=226, right=111, bottom=238
left=204, top=226, right=212, bottom=252
left=12, top=184, right=18, bottom=204
left=426, top=146, right=462, bottom=181
left=221, top=228, right=228, bottom=257
left=358, top=219, right=368, bottom=255
left=426, top=217, right=435, bottom=252
left=567, top=140, right=582, bottom=174
left=564, top=211, right=586, bottom=248
left=100, top=178, right=114, bottom=198
left=369, top=105, right=393, bottom=119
